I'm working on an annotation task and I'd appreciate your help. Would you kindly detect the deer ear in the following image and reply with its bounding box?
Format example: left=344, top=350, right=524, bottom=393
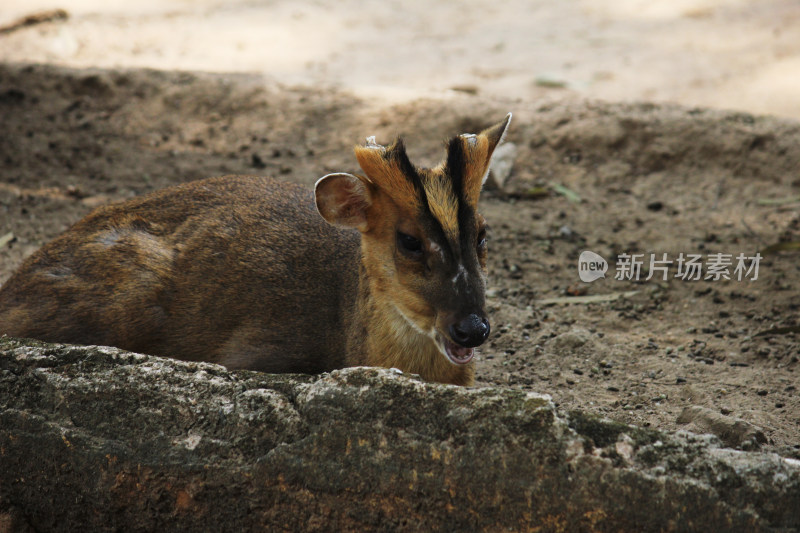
left=481, top=113, right=512, bottom=154
left=314, top=173, right=373, bottom=231
left=452, top=113, right=513, bottom=207
left=479, top=112, right=512, bottom=185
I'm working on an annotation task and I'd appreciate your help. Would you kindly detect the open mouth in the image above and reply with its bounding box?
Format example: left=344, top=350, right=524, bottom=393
left=442, top=337, right=475, bottom=365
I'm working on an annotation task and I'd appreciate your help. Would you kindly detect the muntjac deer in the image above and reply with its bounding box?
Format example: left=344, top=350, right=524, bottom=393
left=0, top=114, right=511, bottom=386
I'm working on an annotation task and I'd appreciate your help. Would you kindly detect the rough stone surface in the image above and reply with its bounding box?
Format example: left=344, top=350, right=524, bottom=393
left=1, top=336, right=798, bottom=532
left=677, top=405, right=768, bottom=450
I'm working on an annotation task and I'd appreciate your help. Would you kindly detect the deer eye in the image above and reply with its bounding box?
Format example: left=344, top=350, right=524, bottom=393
left=397, top=231, right=423, bottom=257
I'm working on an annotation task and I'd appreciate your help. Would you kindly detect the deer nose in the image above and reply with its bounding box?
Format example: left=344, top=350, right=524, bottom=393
left=449, top=314, right=491, bottom=348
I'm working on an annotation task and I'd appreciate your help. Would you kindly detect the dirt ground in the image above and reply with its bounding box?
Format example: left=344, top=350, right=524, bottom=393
left=0, top=1, right=798, bottom=459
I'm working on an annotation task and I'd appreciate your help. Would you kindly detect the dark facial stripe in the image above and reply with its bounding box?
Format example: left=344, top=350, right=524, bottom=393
left=385, top=138, right=451, bottom=251
left=446, top=136, right=466, bottom=203
left=445, top=136, right=477, bottom=258
left=442, top=136, right=486, bottom=314
left=387, top=138, right=425, bottom=195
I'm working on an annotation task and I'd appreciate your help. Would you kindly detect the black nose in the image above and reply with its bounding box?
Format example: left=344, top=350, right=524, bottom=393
left=449, top=314, right=490, bottom=348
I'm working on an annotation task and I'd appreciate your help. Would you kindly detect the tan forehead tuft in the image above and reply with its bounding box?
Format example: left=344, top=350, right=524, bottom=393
left=422, top=171, right=459, bottom=243
left=353, top=144, right=419, bottom=214
left=460, top=135, right=491, bottom=209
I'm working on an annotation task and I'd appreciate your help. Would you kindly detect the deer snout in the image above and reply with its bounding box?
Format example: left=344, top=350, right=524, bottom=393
left=448, top=313, right=490, bottom=348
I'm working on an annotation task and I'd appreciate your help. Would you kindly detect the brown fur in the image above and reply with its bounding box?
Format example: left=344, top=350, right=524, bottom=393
left=0, top=116, right=511, bottom=385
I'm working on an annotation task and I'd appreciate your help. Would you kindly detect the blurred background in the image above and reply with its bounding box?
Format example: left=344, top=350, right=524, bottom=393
left=1, top=0, right=798, bottom=118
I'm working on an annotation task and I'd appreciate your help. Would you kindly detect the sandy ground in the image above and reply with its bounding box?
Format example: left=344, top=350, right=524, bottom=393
left=0, top=1, right=798, bottom=458
left=1, top=0, right=800, bottom=118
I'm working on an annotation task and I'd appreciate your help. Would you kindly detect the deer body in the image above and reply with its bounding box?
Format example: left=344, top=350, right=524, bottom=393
left=0, top=115, right=511, bottom=385
left=0, top=176, right=363, bottom=374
